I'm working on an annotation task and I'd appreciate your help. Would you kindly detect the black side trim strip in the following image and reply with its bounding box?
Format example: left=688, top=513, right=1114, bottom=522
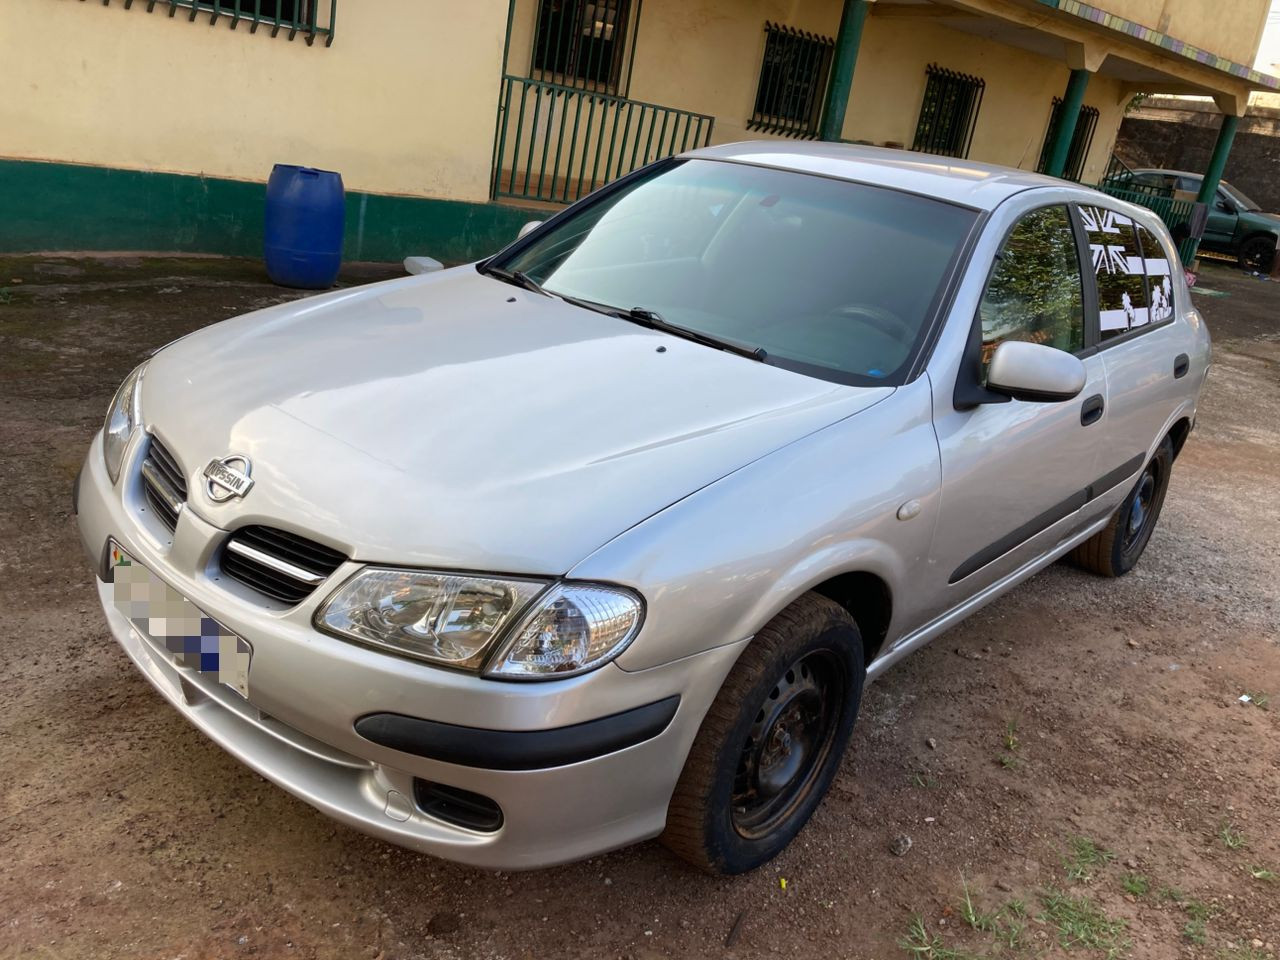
left=949, top=491, right=1088, bottom=584
left=355, top=696, right=681, bottom=771
left=1087, top=453, right=1145, bottom=500
left=948, top=452, right=1147, bottom=584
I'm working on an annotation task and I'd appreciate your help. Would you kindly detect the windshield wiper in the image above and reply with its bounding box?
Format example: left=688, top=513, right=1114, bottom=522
left=619, top=307, right=768, bottom=362
left=477, top=262, right=548, bottom=296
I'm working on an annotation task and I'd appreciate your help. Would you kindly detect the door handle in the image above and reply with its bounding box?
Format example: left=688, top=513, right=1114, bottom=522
left=1080, top=394, right=1105, bottom=426
left=1173, top=354, right=1190, bottom=379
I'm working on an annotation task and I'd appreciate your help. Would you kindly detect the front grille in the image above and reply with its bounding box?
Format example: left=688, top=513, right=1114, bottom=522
left=221, top=525, right=346, bottom=605
left=141, top=436, right=187, bottom=532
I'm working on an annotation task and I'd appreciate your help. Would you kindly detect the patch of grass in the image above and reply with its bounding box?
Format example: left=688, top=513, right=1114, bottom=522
left=1004, top=719, right=1020, bottom=753
left=1242, top=691, right=1270, bottom=710
left=1157, top=886, right=1185, bottom=903
left=1121, top=873, right=1150, bottom=897
left=911, top=772, right=939, bottom=789
left=1248, top=866, right=1276, bottom=881
left=1219, top=946, right=1269, bottom=960
left=897, top=915, right=977, bottom=960
left=1219, top=821, right=1247, bottom=850
left=998, top=753, right=1021, bottom=770
left=0, top=287, right=12, bottom=304
left=1182, top=899, right=1216, bottom=945
left=959, top=876, right=999, bottom=932
left=1039, top=889, right=1129, bottom=958
left=1004, top=898, right=1027, bottom=918
left=1063, top=836, right=1116, bottom=883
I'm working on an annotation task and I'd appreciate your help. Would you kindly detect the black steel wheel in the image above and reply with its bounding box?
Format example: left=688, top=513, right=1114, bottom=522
left=731, top=650, right=844, bottom=839
left=662, top=593, right=865, bottom=875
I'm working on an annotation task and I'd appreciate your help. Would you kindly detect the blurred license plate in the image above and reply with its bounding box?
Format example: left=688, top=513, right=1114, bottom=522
left=108, top=541, right=251, bottom=697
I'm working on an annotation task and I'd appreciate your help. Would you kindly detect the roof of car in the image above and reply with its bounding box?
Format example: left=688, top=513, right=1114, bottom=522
left=683, top=141, right=1076, bottom=211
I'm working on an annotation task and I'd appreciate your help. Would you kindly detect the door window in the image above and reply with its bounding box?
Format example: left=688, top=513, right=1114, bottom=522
left=1079, top=204, right=1150, bottom=340
left=978, top=205, right=1085, bottom=372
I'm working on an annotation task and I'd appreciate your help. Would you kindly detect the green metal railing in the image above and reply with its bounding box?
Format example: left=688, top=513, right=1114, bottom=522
left=491, top=75, right=715, bottom=205
left=82, top=0, right=337, bottom=46
left=1092, top=183, right=1199, bottom=265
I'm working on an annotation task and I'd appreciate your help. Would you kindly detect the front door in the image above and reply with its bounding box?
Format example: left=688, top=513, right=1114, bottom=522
left=928, top=204, right=1105, bottom=606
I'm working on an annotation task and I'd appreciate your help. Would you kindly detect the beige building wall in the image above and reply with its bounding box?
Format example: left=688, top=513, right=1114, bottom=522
left=0, top=0, right=508, bottom=203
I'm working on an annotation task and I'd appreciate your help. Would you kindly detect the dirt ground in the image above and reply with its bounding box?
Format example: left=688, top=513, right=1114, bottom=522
left=0, top=255, right=1276, bottom=960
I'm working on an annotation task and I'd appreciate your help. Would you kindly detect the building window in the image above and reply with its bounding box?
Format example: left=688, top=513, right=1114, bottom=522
left=1036, top=98, right=1100, bottom=181
left=747, top=22, right=835, bottom=139
left=530, top=0, right=635, bottom=93
left=912, top=65, right=985, bottom=159
left=95, top=1, right=334, bottom=44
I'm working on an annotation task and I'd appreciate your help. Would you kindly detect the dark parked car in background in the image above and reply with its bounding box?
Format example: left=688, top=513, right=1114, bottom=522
left=1125, top=168, right=1279, bottom=270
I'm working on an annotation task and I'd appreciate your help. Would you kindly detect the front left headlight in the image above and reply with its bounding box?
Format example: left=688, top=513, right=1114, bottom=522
left=103, top=361, right=147, bottom=484
left=315, top=569, right=643, bottom=679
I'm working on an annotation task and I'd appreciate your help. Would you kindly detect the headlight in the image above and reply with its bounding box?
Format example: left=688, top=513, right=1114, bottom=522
left=316, top=570, right=643, bottom=678
left=103, top=362, right=147, bottom=484
left=485, top=583, right=643, bottom=680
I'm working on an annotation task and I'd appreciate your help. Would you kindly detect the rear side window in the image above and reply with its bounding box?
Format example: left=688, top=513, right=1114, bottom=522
left=978, top=204, right=1084, bottom=373
left=1079, top=205, right=1150, bottom=340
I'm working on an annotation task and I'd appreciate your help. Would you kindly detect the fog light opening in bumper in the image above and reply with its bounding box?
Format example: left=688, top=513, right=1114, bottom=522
left=413, top=779, right=504, bottom=833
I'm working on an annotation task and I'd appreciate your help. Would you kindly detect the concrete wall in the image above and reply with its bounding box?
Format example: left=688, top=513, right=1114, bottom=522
left=1, top=0, right=508, bottom=203
left=1117, top=100, right=1280, bottom=211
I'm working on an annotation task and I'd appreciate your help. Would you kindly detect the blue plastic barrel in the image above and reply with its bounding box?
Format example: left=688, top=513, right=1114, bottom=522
left=264, top=164, right=345, bottom=289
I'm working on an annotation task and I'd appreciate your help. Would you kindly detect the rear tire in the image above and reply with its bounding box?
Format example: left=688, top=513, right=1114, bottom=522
left=661, top=593, right=865, bottom=875
left=1070, top=437, right=1173, bottom=577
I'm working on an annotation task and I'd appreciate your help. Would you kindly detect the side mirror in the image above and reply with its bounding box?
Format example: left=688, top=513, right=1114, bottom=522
left=1217, top=198, right=1236, bottom=214
left=518, top=220, right=544, bottom=240
left=986, top=340, right=1086, bottom=403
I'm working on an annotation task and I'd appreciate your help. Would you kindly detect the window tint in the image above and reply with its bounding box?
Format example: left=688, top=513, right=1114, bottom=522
left=978, top=205, right=1084, bottom=372
left=1137, top=225, right=1175, bottom=325
left=1079, top=205, right=1149, bottom=340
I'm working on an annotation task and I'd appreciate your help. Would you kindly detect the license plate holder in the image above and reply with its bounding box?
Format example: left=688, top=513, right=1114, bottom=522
left=107, top=541, right=251, bottom=698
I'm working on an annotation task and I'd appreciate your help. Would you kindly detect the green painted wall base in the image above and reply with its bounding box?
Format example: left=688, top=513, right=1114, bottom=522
left=0, top=158, right=537, bottom=263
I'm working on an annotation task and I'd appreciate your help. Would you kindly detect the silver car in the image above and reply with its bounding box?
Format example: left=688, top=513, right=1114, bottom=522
left=75, top=143, right=1209, bottom=875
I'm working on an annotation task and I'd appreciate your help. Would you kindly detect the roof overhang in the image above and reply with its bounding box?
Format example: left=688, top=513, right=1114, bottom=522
left=871, top=0, right=1280, bottom=116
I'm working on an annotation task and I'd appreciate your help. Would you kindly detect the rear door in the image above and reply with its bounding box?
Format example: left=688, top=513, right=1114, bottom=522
left=1076, top=202, right=1193, bottom=501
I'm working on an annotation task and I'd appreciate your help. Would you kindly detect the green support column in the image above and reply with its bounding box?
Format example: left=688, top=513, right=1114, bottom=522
left=1044, top=68, right=1090, bottom=178
left=1186, top=113, right=1241, bottom=263
left=819, top=0, right=870, bottom=142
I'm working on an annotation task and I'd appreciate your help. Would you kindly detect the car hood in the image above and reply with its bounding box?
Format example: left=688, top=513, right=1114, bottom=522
left=144, top=267, right=891, bottom=574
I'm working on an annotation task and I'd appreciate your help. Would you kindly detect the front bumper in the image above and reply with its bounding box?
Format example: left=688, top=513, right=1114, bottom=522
left=75, top=431, right=747, bottom=869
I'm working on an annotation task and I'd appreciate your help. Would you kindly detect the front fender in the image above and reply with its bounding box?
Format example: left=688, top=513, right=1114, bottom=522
left=569, top=378, right=942, bottom=672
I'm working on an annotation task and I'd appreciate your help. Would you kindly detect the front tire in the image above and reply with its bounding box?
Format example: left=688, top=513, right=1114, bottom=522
left=1070, top=437, right=1173, bottom=577
left=1238, top=235, right=1276, bottom=272
left=661, top=593, right=865, bottom=875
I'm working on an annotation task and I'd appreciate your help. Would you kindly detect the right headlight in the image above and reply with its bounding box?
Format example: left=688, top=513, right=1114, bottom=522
left=315, top=569, right=643, bottom=679
left=102, top=361, right=147, bottom=484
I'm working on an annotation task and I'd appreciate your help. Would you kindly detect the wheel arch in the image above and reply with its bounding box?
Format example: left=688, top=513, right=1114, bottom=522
left=1167, top=416, right=1193, bottom=460
left=809, top=571, right=894, bottom=666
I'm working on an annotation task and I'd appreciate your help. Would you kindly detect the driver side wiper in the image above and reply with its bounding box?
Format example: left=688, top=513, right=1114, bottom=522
left=620, top=307, right=768, bottom=362
left=477, top=262, right=548, bottom=296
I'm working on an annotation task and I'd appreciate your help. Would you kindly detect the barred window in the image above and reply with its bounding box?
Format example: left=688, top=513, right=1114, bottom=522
left=911, top=65, right=984, bottom=159
left=100, top=1, right=334, bottom=45
left=747, top=22, right=835, bottom=139
left=1036, top=98, right=1101, bottom=181
left=530, top=0, right=634, bottom=93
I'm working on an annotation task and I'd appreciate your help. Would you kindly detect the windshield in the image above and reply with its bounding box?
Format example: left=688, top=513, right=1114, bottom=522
left=490, top=159, right=978, bottom=385
left=1220, top=180, right=1262, bottom=212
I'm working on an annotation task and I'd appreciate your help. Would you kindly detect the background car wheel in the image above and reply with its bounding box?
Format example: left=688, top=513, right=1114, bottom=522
left=661, top=593, right=865, bottom=875
left=1237, top=236, right=1276, bottom=272
left=1069, top=436, right=1174, bottom=577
